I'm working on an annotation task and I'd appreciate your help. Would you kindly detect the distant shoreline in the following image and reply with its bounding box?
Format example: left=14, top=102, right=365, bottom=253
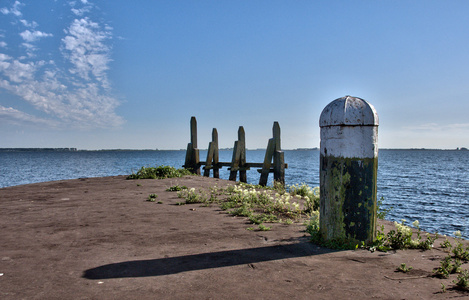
left=0, top=147, right=467, bottom=152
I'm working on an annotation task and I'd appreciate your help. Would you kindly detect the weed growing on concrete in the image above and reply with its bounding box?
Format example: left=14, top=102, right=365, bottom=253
left=452, top=241, right=469, bottom=261
left=305, top=211, right=361, bottom=250
left=372, top=219, right=437, bottom=251
left=175, top=182, right=319, bottom=230
left=386, top=220, right=414, bottom=249
left=221, top=183, right=306, bottom=225
left=396, top=263, right=413, bottom=273
left=177, top=188, right=207, bottom=204
left=434, top=255, right=462, bottom=278
left=166, top=185, right=188, bottom=192
left=288, top=183, right=319, bottom=212
left=372, top=225, right=389, bottom=252
left=258, top=224, right=272, bottom=231
left=249, top=213, right=278, bottom=224
left=454, top=270, right=469, bottom=290
left=440, top=238, right=452, bottom=250
left=306, top=217, right=438, bottom=251
left=305, top=211, right=320, bottom=238
left=434, top=235, right=469, bottom=292
left=377, top=196, right=392, bottom=219
left=127, top=165, right=192, bottom=180
left=147, top=194, right=158, bottom=202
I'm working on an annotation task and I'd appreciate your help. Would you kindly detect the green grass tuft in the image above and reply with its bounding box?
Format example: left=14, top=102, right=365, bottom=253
left=127, top=165, right=192, bottom=180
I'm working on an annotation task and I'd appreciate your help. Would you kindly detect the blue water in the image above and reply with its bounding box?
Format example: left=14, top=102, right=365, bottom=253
left=0, top=149, right=467, bottom=239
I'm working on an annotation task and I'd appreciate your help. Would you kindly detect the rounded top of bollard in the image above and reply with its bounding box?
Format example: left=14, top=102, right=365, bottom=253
left=319, top=96, right=379, bottom=127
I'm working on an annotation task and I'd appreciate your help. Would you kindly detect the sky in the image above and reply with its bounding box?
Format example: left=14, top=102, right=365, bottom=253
left=1, top=0, right=469, bottom=150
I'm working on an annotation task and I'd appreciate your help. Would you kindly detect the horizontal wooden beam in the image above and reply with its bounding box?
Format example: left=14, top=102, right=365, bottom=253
left=228, top=167, right=251, bottom=172
left=257, top=168, right=274, bottom=173
left=199, top=161, right=287, bottom=168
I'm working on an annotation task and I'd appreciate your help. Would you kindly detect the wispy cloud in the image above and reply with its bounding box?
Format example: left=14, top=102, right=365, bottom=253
left=20, top=30, right=53, bottom=43
left=62, top=17, right=111, bottom=88
left=0, top=104, right=59, bottom=127
left=70, top=0, right=93, bottom=17
left=0, top=1, right=23, bottom=17
left=19, top=19, right=38, bottom=28
left=0, top=1, right=123, bottom=128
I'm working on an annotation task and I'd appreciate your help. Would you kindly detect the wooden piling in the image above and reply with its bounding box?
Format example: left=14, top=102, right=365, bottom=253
left=259, top=121, right=285, bottom=186
left=184, top=116, right=200, bottom=175
left=203, top=128, right=219, bottom=178
left=229, top=127, right=247, bottom=182
left=184, top=117, right=287, bottom=185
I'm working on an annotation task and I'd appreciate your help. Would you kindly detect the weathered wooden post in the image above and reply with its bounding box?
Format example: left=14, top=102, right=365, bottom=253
left=272, top=122, right=285, bottom=185
left=229, top=126, right=247, bottom=182
left=319, top=96, right=379, bottom=244
left=184, top=116, right=200, bottom=175
left=184, top=117, right=286, bottom=183
left=259, top=122, right=285, bottom=186
left=203, top=128, right=219, bottom=178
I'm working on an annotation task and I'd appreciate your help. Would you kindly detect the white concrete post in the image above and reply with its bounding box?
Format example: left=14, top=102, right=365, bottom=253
left=319, top=96, right=379, bottom=244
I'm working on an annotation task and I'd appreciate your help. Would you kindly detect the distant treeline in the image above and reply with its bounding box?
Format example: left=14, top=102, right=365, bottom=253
left=0, top=148, right=78, bottom=152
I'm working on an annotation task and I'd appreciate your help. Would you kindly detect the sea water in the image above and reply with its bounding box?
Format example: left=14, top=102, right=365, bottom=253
left=0, top=149, right=467, bottom=238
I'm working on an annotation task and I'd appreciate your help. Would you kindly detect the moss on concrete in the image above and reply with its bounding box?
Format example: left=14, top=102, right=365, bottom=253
left=320, top=155, right=378, bottom=244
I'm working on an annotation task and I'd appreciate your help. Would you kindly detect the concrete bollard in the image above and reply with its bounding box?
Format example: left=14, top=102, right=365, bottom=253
left=319, top=96, right=379, bottom=244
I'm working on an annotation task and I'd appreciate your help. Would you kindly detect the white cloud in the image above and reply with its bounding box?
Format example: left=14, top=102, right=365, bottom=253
left=0, top=105, right=59, bottom=127
left=0, top=77, right=123, bottom=128
left=71, top=7, right=91, bottom=16
left=21, top=42, right=37, bottom=54
left=62, top=17, right=112, bottom=88
left=0, top=1, right=124, bottom=129
left=69, top=0, right=92, bottom=16
left=0, top=1, right=23, bottom=17
left=0, top=55, right=38, bottom=82
left=0, top=41, right=7, bottom=47
left=0, top=54, right=123, bottom=128
left=0, top=53, right=12, bottom=61
left=20, top=19, right=38, bottom=28
left=20, top=30, right=53, bottom=42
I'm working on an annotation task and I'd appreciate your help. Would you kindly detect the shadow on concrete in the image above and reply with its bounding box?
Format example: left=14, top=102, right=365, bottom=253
left=83, top=240, right=332, bottom=279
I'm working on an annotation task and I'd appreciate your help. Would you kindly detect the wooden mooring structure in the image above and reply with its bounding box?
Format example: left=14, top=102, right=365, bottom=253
left=183, top=117, right=288, bottom=186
